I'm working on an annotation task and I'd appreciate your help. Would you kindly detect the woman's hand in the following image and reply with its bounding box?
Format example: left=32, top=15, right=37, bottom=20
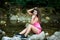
left=30, top=15, right=38, bottom=24
left=31, top=15, right=36, bottom=20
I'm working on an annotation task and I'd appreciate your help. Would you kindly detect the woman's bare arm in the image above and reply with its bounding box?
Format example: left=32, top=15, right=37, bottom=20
left=27, top=8, right=34, bottom=14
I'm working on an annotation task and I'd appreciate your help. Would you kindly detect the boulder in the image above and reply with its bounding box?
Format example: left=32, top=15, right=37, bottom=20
left=47, top=31, right=60, bottom=40
left=28, top=31, right=45, bottom=40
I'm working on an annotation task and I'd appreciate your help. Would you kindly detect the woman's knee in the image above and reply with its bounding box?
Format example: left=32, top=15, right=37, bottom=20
left=27, top=24, right=32, bottom=28
left=28, top=24, right=32, bottom=26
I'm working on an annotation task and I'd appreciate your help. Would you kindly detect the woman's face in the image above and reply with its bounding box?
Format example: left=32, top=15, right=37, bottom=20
left=33, top=10, right=37, bottom=15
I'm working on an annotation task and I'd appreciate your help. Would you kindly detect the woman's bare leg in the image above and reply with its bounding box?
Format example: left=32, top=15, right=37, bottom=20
left=19, top=24, right=31, bottom=34
left=24, top=25, right=32, bottom=36
left=24, top=24, right=40, bottom=37
left=19, top=28, right=27, bottom=34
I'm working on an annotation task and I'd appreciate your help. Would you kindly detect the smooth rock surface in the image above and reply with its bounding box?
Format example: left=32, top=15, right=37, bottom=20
left=47, top=31, right=60, bottom=40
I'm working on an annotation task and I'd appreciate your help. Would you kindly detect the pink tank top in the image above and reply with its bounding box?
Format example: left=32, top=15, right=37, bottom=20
left=33, top=22, right=42, bottom=29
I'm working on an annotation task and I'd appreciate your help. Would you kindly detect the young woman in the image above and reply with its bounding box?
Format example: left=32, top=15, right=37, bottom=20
left=19, top=7, right=42, bottom=38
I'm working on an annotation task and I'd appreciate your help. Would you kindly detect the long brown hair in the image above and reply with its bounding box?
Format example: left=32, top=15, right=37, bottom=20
left=31, top=7, right=41, bottom=24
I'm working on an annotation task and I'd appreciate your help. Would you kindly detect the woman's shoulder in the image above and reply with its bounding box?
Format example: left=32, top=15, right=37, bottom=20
left=34, top=16, right=38, bottom=20
left=36, top=16, right=38, bottom=19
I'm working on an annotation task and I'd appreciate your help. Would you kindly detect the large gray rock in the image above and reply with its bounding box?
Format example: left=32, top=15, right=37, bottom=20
left=12, top=36, right=21, bottom=40
left=0, top=30, right=5, bottom=35
left=47, top=35, right=58, bottom=40
left=0, top=30, right=5, bottom=40
left=54, top=31, right=60, bottom=38
left=2, top=36, right=12, bottom=40
left=28, top=31, right=45, bottom=40
left=47, top=31, right=60, bottom=40
left=2, top=35, right=28, bottom=40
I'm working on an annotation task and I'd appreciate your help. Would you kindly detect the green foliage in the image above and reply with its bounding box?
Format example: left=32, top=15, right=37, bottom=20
left=40, top=7, right=60, bottom=30
left=48, top=0, right=60, bottom=7
left=9, top=0, right=46, bottom=8
left=9, top=0, right=60, bottom=8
